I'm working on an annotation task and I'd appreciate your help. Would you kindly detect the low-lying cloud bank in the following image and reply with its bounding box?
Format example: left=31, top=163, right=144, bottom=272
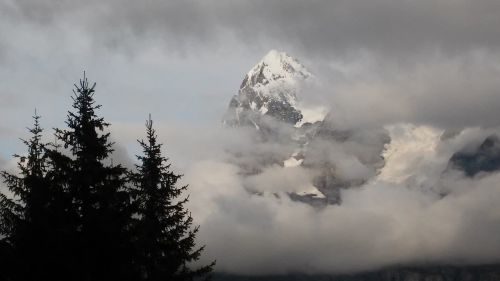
left=5, top=120, right=500, bottom=275
left=151, top=122, right=500, bottom=275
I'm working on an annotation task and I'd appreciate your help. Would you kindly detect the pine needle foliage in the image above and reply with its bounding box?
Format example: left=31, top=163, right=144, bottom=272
left=131, top=116, right=214, bottom=281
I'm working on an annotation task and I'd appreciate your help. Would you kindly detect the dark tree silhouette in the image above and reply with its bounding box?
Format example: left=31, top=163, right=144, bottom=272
left=47, top=74, right=136, bottom=281
left=130, top=116, right=214, bottom=281
left=0, top=112, right=53, bottom=280
left=0, top=74, right=214, bottom=281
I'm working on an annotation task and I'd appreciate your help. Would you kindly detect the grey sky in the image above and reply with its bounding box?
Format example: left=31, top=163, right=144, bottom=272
left=5, top=0, right=500, bottom=56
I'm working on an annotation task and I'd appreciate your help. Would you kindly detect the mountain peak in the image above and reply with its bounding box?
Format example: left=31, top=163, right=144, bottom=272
left=260, top=49, right=296, bottom=70
left=223, top=50, right=319, bottom=128
left=246, top=50, right=312, bottom=83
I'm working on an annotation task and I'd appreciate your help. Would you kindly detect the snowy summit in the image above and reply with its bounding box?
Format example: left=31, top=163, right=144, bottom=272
left=223, top=50, right=318, bottom=128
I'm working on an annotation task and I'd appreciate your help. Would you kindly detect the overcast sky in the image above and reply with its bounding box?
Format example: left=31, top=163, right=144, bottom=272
left=2, top=0, right=500, bottom=153
left=2, top=0, right=500, bottom=275
left=2, top=1, right=500, bottom=129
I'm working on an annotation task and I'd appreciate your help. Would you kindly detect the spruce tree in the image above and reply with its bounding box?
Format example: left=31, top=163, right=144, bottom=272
left=0, top=74, right=216, bottom=281
left=48, top=74, right=136, bottom=281
left=0, top=112, right=53, bottom=280
left=131, top=116, right=214, bottom=281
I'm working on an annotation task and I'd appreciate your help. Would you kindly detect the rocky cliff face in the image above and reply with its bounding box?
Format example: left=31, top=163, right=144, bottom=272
left=223, top=50, right=312, bottom=129
left=449, top=134, right=500, bottom=176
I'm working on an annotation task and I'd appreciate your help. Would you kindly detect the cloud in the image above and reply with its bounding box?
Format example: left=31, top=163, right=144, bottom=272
left=109, top=119, right=492, bottom=275
left=5, top=0, right=500, bottom=59
left=185, top=159, right=500, bottom=274
left=180, top=124, right=500, bottom=274
left=309, top=51, right=500, bottom=130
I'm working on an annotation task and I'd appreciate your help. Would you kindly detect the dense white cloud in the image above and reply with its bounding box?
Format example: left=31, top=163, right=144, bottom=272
left=180, top=125, right=500, bottom=274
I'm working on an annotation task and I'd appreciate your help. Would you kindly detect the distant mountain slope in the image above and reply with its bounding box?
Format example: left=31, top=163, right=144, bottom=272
left=449, top=134, right=500, bottom=176
left=213, top=264, right=500, bottom=281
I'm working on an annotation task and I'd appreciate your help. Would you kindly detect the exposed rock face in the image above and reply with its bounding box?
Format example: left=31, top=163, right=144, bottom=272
left=449, top=134, right=500, bottom=176
left=223, top=50, right=312, bottom=129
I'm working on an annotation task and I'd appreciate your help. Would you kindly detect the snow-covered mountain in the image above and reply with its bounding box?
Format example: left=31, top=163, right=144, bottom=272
left=223, top=50, right=323, bottom=129
left=223, top=50, right=389, bottom=205
left=222, top=50, right=500, bottom=206
left=216, top=50, right=500, bottom=279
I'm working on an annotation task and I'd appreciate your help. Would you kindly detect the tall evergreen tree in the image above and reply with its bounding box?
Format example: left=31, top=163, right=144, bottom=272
left=0, top=112, right=53, bottom=280
left=1, top=74, right=216, bottom=281
left=48, top=74, right=136, bottom=281
left=131, top=116, right=214, bottom=281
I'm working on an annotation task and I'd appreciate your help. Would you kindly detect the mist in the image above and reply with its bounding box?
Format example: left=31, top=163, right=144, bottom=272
left=141, top=119, right=497, bottom=274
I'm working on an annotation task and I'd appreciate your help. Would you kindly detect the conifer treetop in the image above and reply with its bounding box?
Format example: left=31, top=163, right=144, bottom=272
left=56, top=73, right=113, bottom=161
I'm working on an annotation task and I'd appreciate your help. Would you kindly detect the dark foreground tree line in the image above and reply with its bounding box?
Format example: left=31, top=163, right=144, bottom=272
left=0, top=74, right=214, bottom=281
